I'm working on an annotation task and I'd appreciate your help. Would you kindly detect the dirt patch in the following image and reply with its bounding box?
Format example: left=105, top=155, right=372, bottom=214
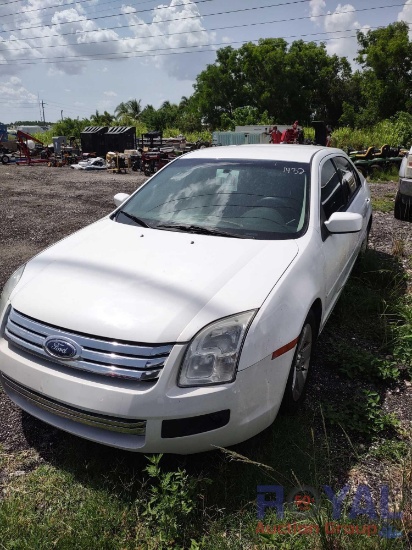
left=0, top=165, right=146, bottom=288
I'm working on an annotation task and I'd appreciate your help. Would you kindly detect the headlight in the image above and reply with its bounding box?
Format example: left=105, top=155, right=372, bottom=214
left=178, top=310, right=257, bottom=387
left=0, top=264, right=26, bottom=320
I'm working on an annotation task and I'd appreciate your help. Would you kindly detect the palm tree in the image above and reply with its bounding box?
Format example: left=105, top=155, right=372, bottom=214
left=89, top=110, right=114, bottom=126
left=115, top=99, right=142, bottom=122
left=179, top=96, right=190, bottom=111
left=126, top=99, right=142, bottom=120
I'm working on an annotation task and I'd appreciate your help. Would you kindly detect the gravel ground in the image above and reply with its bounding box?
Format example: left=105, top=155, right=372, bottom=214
left=0, top=166, right=411, bottom=484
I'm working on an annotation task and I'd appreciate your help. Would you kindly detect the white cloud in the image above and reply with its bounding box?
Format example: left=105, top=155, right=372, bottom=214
left=104, top=91, right=117, bottom=97
left=398, top=0, right=412, bottom=38
left=0, top=0, right=215, bottom=80
left=324, top=3, right=357, bottom=32
left=309, top=2, right=365, bottom=64
left=97, top=98, right=116, bottom=111
left=0, top=77, right=38, bottom=110
left=309, top=0, right=326, bottom=23
left=121, top=5, right=137, bottom=15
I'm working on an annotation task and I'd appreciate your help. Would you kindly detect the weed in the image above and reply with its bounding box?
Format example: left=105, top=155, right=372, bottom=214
left=391, top=296, right=412, bottom=378
left=369, top=440, right=410, bottom=462
left=392, top=238, right=406, bottom=259
left=322, top=390, right=400, bottom=436
left=141, top=454, right=209, bottom=546
left=330, top=341, right=401, bottom=382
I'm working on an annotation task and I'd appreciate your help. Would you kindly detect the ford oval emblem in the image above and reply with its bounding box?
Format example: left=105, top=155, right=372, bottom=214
left=43, top=336, right=81, bottom=360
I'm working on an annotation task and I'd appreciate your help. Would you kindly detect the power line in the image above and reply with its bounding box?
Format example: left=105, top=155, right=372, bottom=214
left=0, top=14, right=347, bottom=53
left=0, top=27, right=369, bottom=64
left=0, top=15, right=404, bottom=56
left=0, top=32, right=367, bottom=67
left=0, top=3, right=408, bottom=65
left=0, top=0, right=217, bottom=34
left=0, top=0, right=161, bottom=19
left=1, top=0, right=123, bottom=19
left=0, top=1, right=405, bottom=46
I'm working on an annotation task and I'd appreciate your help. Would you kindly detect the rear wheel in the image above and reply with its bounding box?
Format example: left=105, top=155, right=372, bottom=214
left=1, top=155, right=10, bottom=164
left=394, top=192, right=410, bottom=221
left=369, top=164, right=383, bottom=179
left=281, top=311, right=316, bottom=413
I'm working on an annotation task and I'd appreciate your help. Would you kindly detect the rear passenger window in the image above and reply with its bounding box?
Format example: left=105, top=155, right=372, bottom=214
left=320, top=159, right=345, bottom=219
left=333, top=156, right=360, bottom=200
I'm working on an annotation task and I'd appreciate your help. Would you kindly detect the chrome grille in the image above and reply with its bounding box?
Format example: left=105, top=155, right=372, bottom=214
left=2, top=374, right=146, bottom=435
left=5, top=308, right=173, bottom=381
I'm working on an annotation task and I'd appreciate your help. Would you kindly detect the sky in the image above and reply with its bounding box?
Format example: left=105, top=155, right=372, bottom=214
left=1, top=0, right=412, bottom=124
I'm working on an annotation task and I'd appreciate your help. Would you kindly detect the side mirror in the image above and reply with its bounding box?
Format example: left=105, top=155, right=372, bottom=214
left=324, top=212, right=363, bottom=233
left=113, top=193, right=130, bottom=208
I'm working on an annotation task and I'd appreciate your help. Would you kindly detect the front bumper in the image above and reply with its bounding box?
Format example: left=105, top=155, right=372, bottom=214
left=0, top=333, right=293, bottom=454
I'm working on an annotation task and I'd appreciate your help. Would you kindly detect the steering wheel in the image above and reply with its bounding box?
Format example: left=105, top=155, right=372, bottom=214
left=221, top=219, right=243, bottom=228
left=255, top=197, right=301, bottom=219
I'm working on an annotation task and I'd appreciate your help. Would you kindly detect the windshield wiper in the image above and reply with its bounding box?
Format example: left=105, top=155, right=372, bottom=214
left=155, top=223, right=250, bottom=238
left=117, top=211, right=152, bottom=228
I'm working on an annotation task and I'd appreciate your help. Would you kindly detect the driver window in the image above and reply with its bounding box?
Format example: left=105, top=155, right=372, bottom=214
left=320, top=159, right=346, bottom=220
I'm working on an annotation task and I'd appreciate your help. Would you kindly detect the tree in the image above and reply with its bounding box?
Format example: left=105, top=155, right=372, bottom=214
left=349, top=22, right=412, bottom=125
left=89, top=110, right=114, bottom=126
left=191, top=39, right=352, bottom=129
left=176, top=96, right=203, bottom=133
left=44, top=117, right=91, bottom=139
left=191, top=45, right=251, bottom=128
left=220, top=106, right=273, bottom=130
left=139, top=102, right=180, bottom=131
left=114, top=99, right=142, bottom=123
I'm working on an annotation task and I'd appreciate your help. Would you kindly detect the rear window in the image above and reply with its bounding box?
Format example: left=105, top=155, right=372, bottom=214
left=116, top=158, right=310, bottom=240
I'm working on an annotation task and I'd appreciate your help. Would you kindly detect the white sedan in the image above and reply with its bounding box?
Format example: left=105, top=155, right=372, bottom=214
left=0, top=145, right=372, bottom=454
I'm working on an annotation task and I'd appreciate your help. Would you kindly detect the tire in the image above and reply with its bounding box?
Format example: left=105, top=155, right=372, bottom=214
left=356, top=166, right=367, bottom=178
left=394, top=191, right=410, bottom=221
left=280, top=311, right=316, bottom=414
left=1, top=155, right=10, bottom=164
left=359, top=217, right=372, bottom=257
left=369, top=164, right=382, bottom=179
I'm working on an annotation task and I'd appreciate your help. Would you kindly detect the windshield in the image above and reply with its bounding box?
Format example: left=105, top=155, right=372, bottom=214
left=116, top=158, right=310, bottom=240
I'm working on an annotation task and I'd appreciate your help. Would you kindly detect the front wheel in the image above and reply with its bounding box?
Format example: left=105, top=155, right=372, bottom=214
left=280, top=311, right=316, bottom=414
left=1, top=155, right=10, bottom=164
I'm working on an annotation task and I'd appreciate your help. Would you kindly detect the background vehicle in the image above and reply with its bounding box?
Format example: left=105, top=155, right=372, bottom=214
left=349, top=144, right=406, bottom=178
left=395, top=147, right=412, bottom=220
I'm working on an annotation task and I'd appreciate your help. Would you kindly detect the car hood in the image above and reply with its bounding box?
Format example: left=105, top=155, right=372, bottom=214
left=11, top=218, right=299, bottom=343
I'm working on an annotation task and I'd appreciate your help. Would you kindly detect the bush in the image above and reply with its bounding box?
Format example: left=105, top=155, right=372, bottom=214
left=332, top=112, right=412, bottom=150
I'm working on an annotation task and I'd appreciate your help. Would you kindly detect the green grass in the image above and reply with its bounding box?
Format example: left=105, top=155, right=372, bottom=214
left=372, top=195, right=396, bottom=213
left=368, top=166, right=400, bottom=183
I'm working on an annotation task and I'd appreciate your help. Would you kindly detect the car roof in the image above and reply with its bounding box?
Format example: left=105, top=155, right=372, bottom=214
left=183, top=144, right=345, bottom=163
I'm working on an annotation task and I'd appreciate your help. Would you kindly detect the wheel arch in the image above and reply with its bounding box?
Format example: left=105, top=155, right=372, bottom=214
left=309, top=298, right=322, bottom=338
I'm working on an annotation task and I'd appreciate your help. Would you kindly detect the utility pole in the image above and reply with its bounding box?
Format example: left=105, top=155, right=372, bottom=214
left=61, top=110, right=63, bottom=121
left=41, top=100, right=46, bottom=125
